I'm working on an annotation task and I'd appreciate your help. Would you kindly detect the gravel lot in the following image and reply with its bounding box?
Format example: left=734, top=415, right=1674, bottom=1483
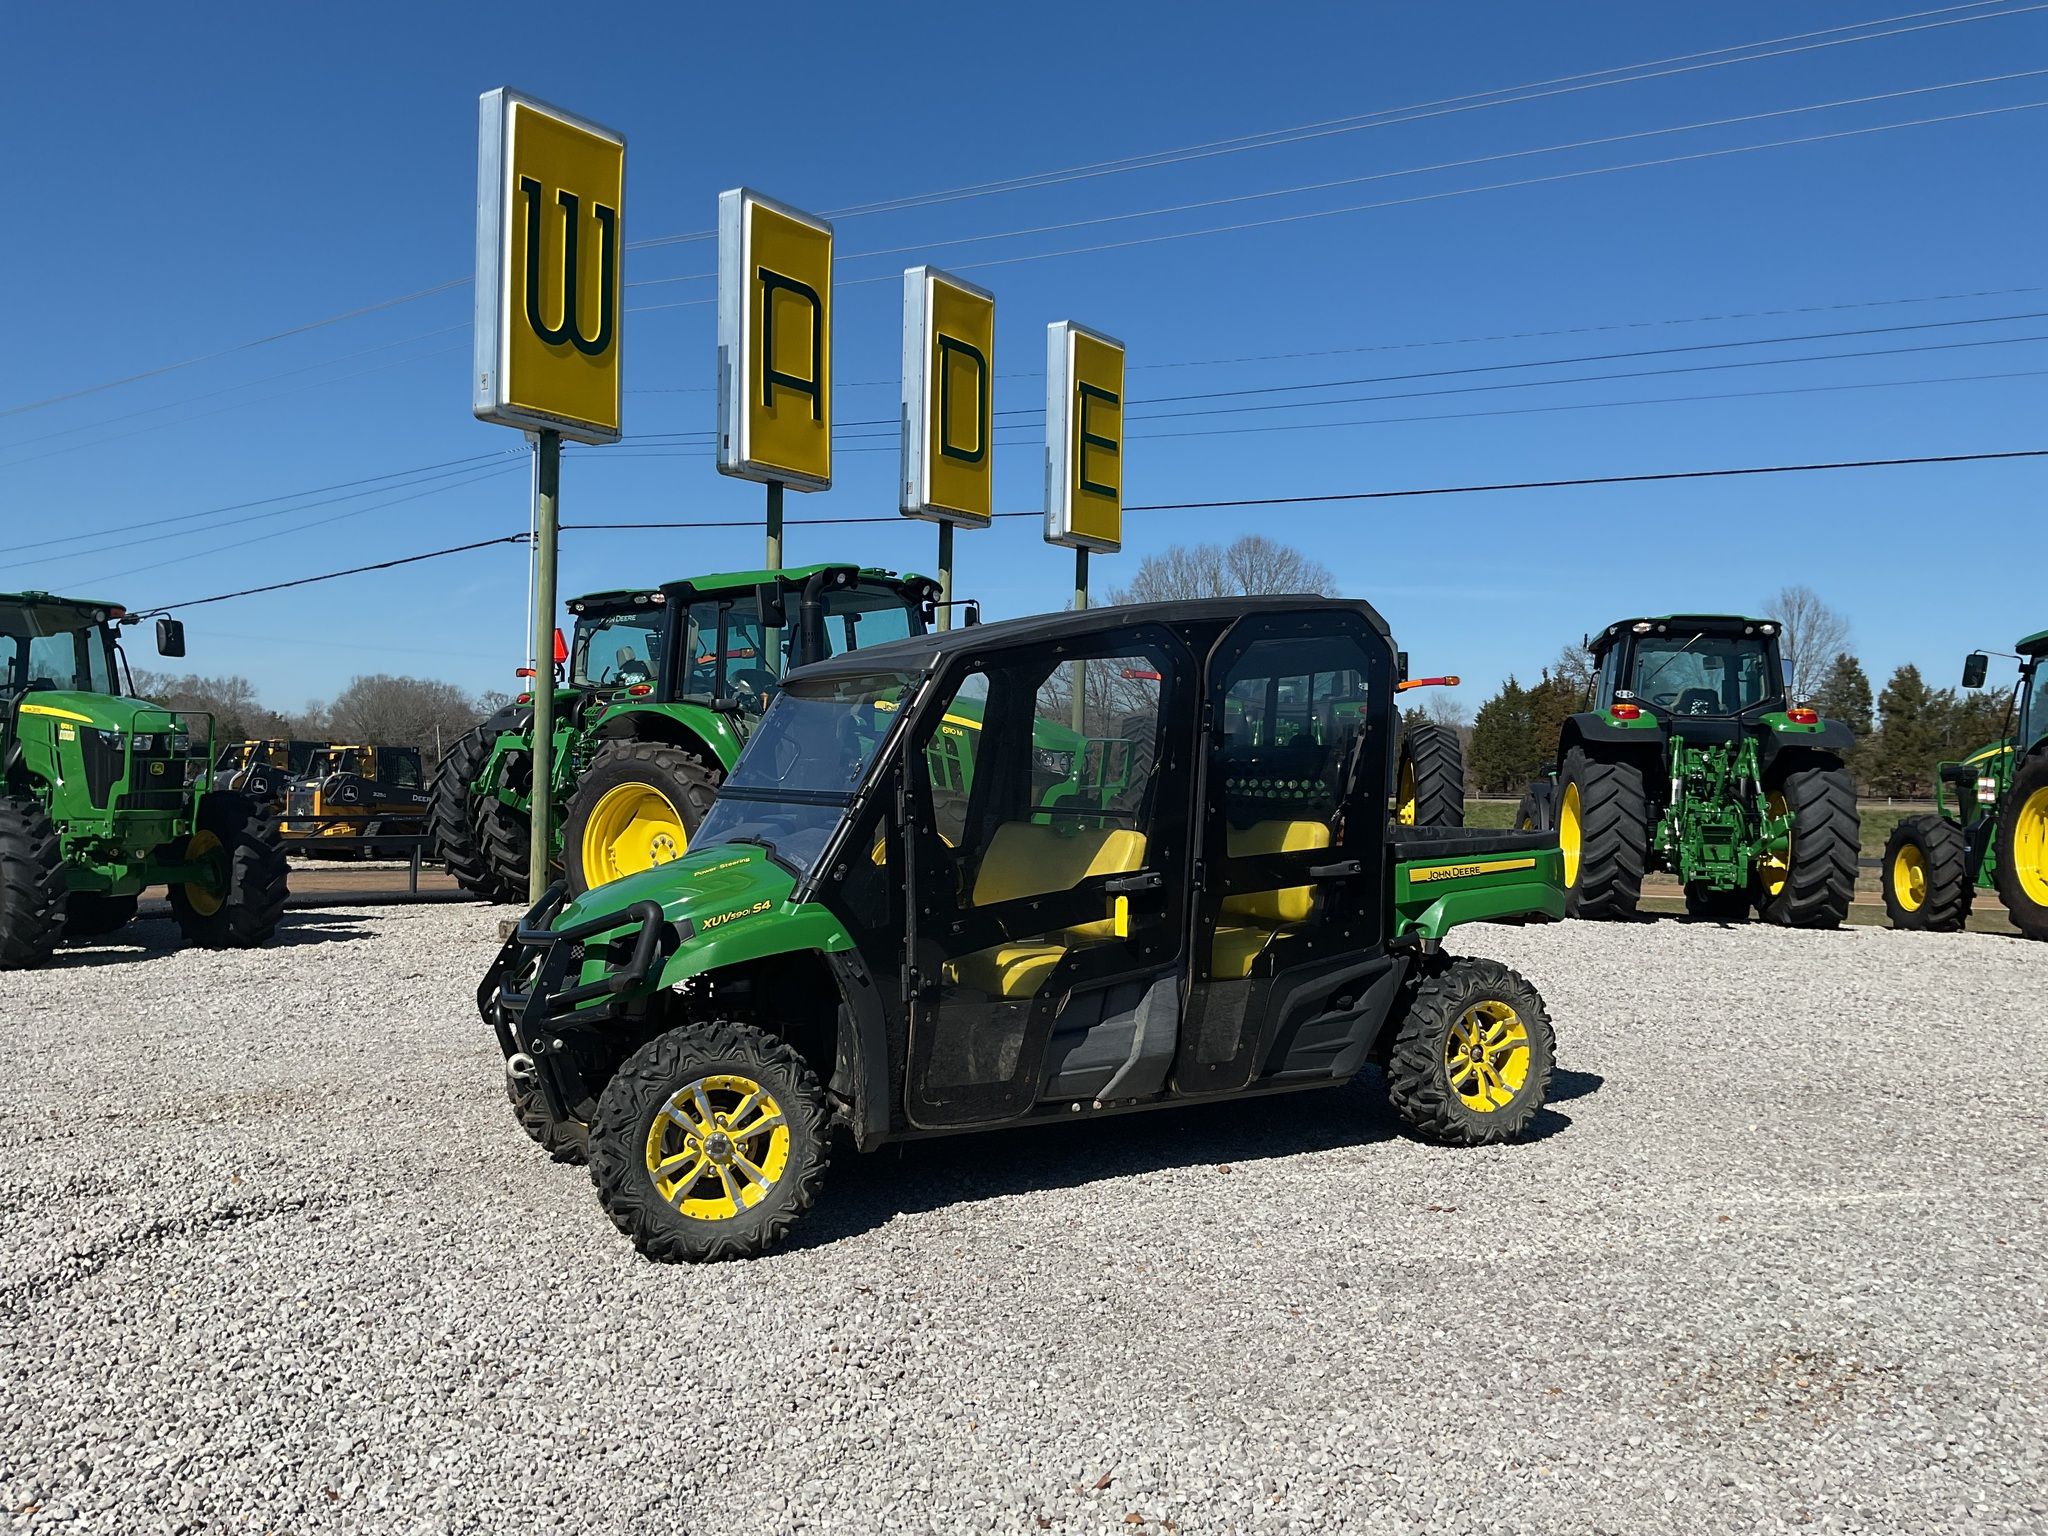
left=2, top=906, right=2043, bottom=1535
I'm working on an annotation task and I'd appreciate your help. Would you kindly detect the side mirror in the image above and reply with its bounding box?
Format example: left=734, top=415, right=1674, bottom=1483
left=1962, top=652, right=1989, bottom=690
left=155, top=617, right=186, bottom=658
left=755, top=582, right=789, bottom=627
left=1396, top=650, right=1410, bottom=685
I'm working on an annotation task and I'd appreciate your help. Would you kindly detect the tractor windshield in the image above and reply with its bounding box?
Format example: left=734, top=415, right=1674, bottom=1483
left=572, top=607, right=667, bottom=690
left=1627, top=634, right=1775, bottom=717
left=1, top=603, right=117, bottom=696
left=691, top=670, right=917, bottom=879
left=675, top=581, right=923, bottom=712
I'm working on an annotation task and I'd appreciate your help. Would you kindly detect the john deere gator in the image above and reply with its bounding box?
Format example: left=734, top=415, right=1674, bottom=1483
left=1516, top=614, right=1857, bottom=926
left=431, top=565, right=939, bottom=901
left=0, top=592, right=287, bottom=968
left=1882, top=627, right=2048, bottom=940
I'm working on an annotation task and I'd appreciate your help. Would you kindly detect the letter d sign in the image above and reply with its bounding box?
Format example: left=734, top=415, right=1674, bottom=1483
left=900, top=266, right=996, bottom=527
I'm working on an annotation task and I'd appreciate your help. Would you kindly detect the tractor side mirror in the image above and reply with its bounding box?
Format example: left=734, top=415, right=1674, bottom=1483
left=1962, top=652, right=1989, bottom=690
left=155, top=617, right=186, bottom=658
left=755, top=583, right=789, bottom=627
left=1396, top=650, right=1410, bottom=685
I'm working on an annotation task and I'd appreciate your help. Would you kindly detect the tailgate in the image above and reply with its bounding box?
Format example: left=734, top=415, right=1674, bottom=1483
left=1390, top=827, right=1563, bottom=939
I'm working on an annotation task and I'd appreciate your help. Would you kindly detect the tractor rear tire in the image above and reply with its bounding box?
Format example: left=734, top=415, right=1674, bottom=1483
left=64, top=892, right=138, bottom=939
left=169, top=792, right=289, bottom=949
left=474, top=747, right=537, bottom=897
left=1513, top=783, right=1554, bottom=833
left=563, top=742, right=720, bottom=898
left=1754, top=763, right=1858, bottom=930
left=1683, top=883, right=1752, bottom=923
left=0, top=798, right=66, bottom=971
left=1882, top=814, right=1973, bottom=932
left=1382, top=956, right=1555, bottom=1146
left=430, top=725, right=521, bottom=902
left=1558, top=746, right=1648, bottom=921
left=1396, top=722, right=1465, bottom=828
left=507, top=1074, right=588, bottom=1164
left=1992, top=749, right=2048, bottom=941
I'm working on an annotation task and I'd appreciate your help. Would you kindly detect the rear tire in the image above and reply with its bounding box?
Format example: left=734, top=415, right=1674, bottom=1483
left=430, top=724, right=520, bottom=902
left=1754, top=763, right=1858, bottom=930
left=1992, top=750, right=2048, bottom=941
left=168, top=792, right=288, bottom=948
left=563, top=741, right=720, bottom=897
left=473, top=747, right=536, bottom=897
left=0, top=798, right=66, bottom=971
left=1383, top=957, right=1554, bottom=1146
left=1395, top=722, right=1464, bottom=828
left=1558, top=746, right=1648, bottom=921
left=64, top=892, right=138, bottom=939
left=1882, top=813, right=1973, bottom=932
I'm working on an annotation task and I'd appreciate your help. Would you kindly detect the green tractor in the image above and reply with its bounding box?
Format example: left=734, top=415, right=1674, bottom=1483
left=0, top=591, right=288, bottom=968
left=1515, top=614, right=1858, bottom=926
left=431, top=565, right=939, bottom=902
left=1881, top=627, right=2048, bottom=940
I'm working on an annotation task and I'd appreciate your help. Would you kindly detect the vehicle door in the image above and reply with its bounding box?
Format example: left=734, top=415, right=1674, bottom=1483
left=1176, top=609, right=1398, bottom=1095
left=902, top=624, right=1194, bottom=1128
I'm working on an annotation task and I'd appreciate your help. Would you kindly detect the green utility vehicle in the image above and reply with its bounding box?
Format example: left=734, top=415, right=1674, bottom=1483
left=1515, top=614, right=1857, bottom=926
left=0, top=592, right=287, bottom=969
left=1881, top=628, right=2048, bottom=940
left=479, top=596, right=1565, bottom=1262
left=431, top=565, right=939, bottom=901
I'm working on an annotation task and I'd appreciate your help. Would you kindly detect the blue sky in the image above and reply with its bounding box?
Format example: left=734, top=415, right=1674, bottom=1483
left=3, top=1, right=2044, bottom=716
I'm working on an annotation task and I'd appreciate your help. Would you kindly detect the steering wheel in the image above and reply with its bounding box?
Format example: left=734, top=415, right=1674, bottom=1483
left=727, top=666, right=780, bottom=709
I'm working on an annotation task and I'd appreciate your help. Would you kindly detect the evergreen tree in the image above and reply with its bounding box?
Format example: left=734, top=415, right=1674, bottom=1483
left=1469, top=676, right=1538, bottom=793
left=1869, top=665, right=1952, bottom=797
left=1812, top=653, right=1874, bottom=737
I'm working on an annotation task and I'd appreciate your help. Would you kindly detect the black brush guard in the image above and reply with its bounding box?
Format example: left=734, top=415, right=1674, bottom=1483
left=478, top=885, right=670, bottom=1059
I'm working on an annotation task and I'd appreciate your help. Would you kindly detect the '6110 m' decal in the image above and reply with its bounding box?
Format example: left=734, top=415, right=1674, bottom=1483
left=1409, top=857, right=1538, bottom=885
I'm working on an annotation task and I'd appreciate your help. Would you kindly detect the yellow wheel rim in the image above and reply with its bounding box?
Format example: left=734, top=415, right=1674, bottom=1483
left=1559, top=782, right=1583, bottom=888
left=181, top=829, right=225, bottom=916
left=582, top=782, right=688, bottom=889
left=1758, top=791, right=1792, bottom=898
left=1891, top=844, right=1927, bottom=913
left=644, top=1073, right=789, bottom=1221
left=1397, top=759, right=1417, bottom=826
left=2016, top=786, right=2048, bottom=906
left=1445, top=1000, right=1531, bottom=1114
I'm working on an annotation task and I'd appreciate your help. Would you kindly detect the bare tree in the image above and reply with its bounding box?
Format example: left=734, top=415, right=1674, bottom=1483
left=1422, top=691, right=1470, bottom=730
left=325, top=674, right=486, bottom=749
left=128, top=671, right=292, bottom=741
left=1110, top=535, right=1333, bottom=605
left=1767, top=585, right=1850, bottom=698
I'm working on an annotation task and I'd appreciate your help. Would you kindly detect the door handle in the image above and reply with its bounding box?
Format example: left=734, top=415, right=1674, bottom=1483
left=1308, top=859, right=1363, bottom=879
left=1103, top=871, right=1164, bottom=894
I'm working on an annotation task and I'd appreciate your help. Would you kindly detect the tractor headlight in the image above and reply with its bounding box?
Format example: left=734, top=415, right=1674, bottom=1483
left=170, top=733, right=192, bottom=754
left=132, top=733, right=155, bottom=752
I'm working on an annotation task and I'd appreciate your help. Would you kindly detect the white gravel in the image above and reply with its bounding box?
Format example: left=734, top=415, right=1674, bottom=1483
left=2, top=907, right=2043, bottom=1535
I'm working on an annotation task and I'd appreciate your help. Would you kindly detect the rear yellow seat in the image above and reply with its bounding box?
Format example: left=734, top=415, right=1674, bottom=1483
left=1211, top=819, right=1330, bottom=979
left=945, top=824, right=1147, bottom=998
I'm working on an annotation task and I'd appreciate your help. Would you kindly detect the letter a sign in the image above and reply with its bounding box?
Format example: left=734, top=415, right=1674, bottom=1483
left=718, top=189, right=833, bottom=491
left=473, top=88, right=625, bottom=445
left=900, top=266, right=995, bottom=527
left=1044, top=321, right=1124, bottom=553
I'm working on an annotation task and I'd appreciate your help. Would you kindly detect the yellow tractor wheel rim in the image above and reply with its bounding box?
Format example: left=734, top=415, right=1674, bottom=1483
left=582, top=782, right=688, bottom=889
left=1397, top=759, right=1417, bottom=826
left=643, top=1073, right=790, bottom=1222
left=182, top=829, right=225, bottom=916
left=1891, top=844, right=1928, bottom=913
left=2016, top=786, right=2048, bottom=906
left=1758, top=791, right=1792, bottom=898
left=1559, top=782, right=1583, bottom=888
left=1444, top=1000, right=1531, bottom=1114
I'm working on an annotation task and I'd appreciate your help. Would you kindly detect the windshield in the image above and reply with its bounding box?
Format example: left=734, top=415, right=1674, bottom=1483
left=1626, top=634, right=1774, bottom=717
left=692, top=670, right=917, bottom=879
left=1, top=605, right=117, bottom=696
left=571, top=606, right=666, bottom=688
left=2022, top=664, right=2044, bottom=747
left=817, top=585, right=919, bottom=658
left=676, top=581, right=921, bottom=712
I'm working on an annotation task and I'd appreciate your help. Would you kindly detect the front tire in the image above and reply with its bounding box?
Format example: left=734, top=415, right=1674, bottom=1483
left=589, top=1019, right=830, bottom=1262
left=1383, top=957, right=1555, bottom=1146
left=507, top=1074, right=588, bottom=1164
left=0, top=798, right=66, bottom=971
left=1396, top=722, right=1465, bottom=828
left=168, top=792, right=288, bottom=948
left=1754, top=763, right=1858, bottom=930
left=563, top=741, right=720, bottom=897
left=1882, top=813, right=1973, bottom=932
left=1558, top=746, right=1648, bottom=920
left=1992, top=750, right=2048, bottom=941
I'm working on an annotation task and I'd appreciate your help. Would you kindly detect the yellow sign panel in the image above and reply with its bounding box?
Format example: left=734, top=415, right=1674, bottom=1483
left=718, top=190, right=833, bottom=490
left=1044, top=321, right=1124, bottom=552
left=900, top=266, right=994, bottom=526
left=473, top=89, right=624, bottom=444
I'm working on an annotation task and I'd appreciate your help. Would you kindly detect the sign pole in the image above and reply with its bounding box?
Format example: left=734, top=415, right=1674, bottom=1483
left=1071, top=547, right=1089, bottom=733
left=527, top=429, right=561, bottom=905
left=936, top=522, right=954, bottom=632
left=766, top=479, right=784, bottom=569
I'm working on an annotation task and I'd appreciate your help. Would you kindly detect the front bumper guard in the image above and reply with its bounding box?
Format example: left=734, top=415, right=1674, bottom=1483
left=477, top=884, right=670, bottom=1056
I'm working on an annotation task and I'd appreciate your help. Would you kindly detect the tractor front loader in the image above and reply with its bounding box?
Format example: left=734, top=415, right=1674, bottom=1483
left=1, top=592, right=288, bottom=969
left=1516, top=615, right=1857, bottom=927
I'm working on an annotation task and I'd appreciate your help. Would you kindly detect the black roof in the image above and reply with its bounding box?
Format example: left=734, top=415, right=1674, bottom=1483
left=788, top=594, right=1388, bottom=682
left=1590, top=614, right=1780, bottom=655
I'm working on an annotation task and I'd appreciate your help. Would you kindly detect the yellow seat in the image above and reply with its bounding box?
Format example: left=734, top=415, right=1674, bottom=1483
left=1211, top=819, right=1330, bottom=977
left=943, top=824, right=1149, bottom=999
left=943, top=941, right=1068, bottom=999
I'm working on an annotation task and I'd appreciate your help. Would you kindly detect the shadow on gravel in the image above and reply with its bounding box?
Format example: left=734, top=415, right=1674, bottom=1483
left=786, top=1067, right=1598, bottom=1253
left=43, top=911, right=377, bottom=970
left=1548, top=1067, right=1604, bottom=1105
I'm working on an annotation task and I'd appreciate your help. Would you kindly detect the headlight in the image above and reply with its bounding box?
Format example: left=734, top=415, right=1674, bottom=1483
left=171, top=733, right=192, bottom=754
left=132, top=733, right=155, bottom=752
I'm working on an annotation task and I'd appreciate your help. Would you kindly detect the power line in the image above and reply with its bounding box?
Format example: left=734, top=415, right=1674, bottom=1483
left=156, top=534, right=531, bottom=612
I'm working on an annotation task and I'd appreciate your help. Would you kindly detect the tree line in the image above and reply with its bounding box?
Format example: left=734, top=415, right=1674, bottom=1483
left=128, top=669, right=507, bottom=761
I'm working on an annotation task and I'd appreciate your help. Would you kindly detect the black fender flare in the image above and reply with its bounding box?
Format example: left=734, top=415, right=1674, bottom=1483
left=1558, top=710, right=1665, bottom=763
left=1758, top=718, right=1854, bottom=775
left=823, top=948, right=894, bottom=1152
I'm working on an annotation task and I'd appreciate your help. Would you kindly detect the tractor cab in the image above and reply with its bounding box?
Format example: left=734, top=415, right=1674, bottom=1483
left=566, top=589, right=668, bottom=695
left=1593, top=615, right=1787, bottom=723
